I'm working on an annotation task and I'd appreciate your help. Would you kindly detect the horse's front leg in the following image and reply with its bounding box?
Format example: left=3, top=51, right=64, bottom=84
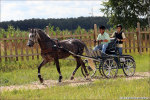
left=54, top=58, right=62, bottom=82
left=38, top=60, right=48, bottom=83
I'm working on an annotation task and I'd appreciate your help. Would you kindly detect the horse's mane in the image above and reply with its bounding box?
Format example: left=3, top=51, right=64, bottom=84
left=37, top=29, right=51, bottom=42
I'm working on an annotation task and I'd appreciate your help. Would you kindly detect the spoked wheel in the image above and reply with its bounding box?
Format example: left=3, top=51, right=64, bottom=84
left=123, top=57, right=136, bottom=77
left=102, top=58, right=118, bottom=78
left=81, top=60, right=96, bottom=78
left=94, top=61, right=104, bottom=76
left=98, top=62, right=104, bottom=76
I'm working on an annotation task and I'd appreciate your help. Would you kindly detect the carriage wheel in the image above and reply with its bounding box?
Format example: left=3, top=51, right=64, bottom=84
left=93, top=61, right=104, bottom=76
left=102, top=58, right=118, bottom=78
left=123, top=58, right=136, bottom=77
left=98, top=63, right=104, bottom=76
left=81, top=60, right=96, bottom=78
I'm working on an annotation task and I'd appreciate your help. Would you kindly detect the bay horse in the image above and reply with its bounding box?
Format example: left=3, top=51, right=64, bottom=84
left=27, top=29, right=90, bottom=83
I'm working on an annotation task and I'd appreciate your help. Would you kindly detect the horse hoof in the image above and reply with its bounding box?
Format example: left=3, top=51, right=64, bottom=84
left=40, top=78, right=44, bottom=83
left=70, top=76, right=74, bottom=80
left=86, top=78, right=91, bottom=80
left=58, top=76, right=63, bottom=82
left=86, top=78, right=91, bottom=81
left=58, top=79, right=62, bottom=82
left=86, top=76, right=91, bottom=81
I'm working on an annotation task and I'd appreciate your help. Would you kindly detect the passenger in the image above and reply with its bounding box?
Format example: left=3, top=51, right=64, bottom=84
left=110, top=24, right=126, bottom=55
left=93, top=26, right=110, bottom=53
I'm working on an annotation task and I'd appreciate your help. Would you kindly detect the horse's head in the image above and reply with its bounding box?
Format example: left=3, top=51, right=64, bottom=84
left=27, top=29, right=40, bottom=47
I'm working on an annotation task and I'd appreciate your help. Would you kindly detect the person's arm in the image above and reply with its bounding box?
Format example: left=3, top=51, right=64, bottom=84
left=94, top=34, right=101, bottom=44
left=118, top=33, right=126, bottom=42
left=117, top=38, right=126, bottom=42
left=110, top=32, right=115, bottom=38
left=94, top=40, right=103, bottom=44
left=95, top=34, right=103, bottom=43
left=103, top=39, right=108, bottom=42
left=96, top=39, right=103, bottom=45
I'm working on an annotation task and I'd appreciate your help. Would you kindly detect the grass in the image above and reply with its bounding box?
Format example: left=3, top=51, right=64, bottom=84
left=0, top=66, right=83, bottom=86
left=1, top=78, right=149, bottom=99
left=0, top=52, right=149, bottom=72
left=0, top=58, right=82, bottom=86
left=0, top=53, right=149, bottom=86
left=0, top=56, right=75, bottom=72
left=0, top=53, right=149, bottom=99
left=125, top=52, right=150, bottom=72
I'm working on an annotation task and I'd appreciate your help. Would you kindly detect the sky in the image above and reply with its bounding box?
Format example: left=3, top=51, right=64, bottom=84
left=0, top=0, right=104, bottom=22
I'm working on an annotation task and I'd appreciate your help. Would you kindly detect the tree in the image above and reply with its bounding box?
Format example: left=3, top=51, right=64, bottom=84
left=101, top=0, right=149, bottom=28
left=0, top=17, right=111, bottom=31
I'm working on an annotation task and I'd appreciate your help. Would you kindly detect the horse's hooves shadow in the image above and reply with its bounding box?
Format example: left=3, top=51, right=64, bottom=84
left=92, top=76, right=104, bottom=79
left=41, top=83, right=49, bottom=87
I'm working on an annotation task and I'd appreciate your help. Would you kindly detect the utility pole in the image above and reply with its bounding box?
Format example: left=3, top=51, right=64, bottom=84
left=148, top=3, right=150, bottom=27
left=89, top=7, right=94, bottom=17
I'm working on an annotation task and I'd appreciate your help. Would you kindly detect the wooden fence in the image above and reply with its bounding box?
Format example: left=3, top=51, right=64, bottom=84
left=0, top=22, right=149, bottom=62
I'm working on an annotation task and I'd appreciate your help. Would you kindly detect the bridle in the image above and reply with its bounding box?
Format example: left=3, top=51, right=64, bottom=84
left=29, top=29, right=41, bottom=44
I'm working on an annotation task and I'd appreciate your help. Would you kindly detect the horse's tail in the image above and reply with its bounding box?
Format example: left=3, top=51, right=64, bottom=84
left=83, top=42, right=96, bottom=71
left=84, top=43, right=91, bottom=56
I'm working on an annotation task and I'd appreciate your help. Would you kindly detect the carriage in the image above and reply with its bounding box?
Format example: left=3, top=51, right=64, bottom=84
left=81, top=38, right=136, bottom=78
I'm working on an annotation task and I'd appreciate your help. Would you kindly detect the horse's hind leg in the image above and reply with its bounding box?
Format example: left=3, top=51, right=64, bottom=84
left=80, top=59, right=90, bottom=80
left=38, top=60, right=48, bottom=83
left=54, top=58, right=62, bottom=82
left=71, top=57, right=81, bottom=80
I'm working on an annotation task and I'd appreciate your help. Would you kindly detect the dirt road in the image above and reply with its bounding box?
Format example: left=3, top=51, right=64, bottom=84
left=0, top=72, right=149, bottom=92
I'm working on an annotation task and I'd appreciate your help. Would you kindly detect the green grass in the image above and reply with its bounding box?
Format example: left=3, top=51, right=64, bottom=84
left=1, top=78, right=149, bottom=99
left=0, top=56, right=75, bottom=72
left=0, top=53, right=149, bottom=99
left=0, top=53, right=149, bottom=86
left=0, top=58, right=82, bottom=86
left=127, top=53, right=150, bottom=72
left=0, top=52, right=149, bottom=72
left=0, top=66, right=83, bottom=86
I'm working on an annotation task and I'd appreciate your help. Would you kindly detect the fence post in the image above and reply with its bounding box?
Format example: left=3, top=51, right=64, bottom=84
left=46, top=26, right=49, bottom=35
left=79, top=30, right=82, bottom=40
left=14, top=34, right=18, bottom=61
left=25, top=33, right=29, bottom=60
left=9, top=34, right=13, bottom=61
left=137, top=22, right=142, bottom=54
left=36, top=43, right=39, bottom=60
left=144, top=28, right=147, bottom=52
left=94, top=24, right=97, bottom=46
left=128, top=29, right=132, bottom=53
left=3, top=34, right=7, bottom=62
left=133, top=31, right=136, bottom=53
left=149, top=28, right=150, bottom=48
left=20, top=34, right=24, bottom=61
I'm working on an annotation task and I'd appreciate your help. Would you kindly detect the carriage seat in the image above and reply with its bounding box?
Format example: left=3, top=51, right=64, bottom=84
left=106, top=38, right=117, bottom=53
left=99, top=38, right=117, bottom=55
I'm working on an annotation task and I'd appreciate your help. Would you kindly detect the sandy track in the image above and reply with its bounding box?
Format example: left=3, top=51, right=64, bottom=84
left=0, top=72, right=149, bottom=92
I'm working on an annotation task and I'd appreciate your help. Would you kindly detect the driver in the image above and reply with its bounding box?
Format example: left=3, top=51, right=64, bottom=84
left=93, top=26, right=110, bottom=53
